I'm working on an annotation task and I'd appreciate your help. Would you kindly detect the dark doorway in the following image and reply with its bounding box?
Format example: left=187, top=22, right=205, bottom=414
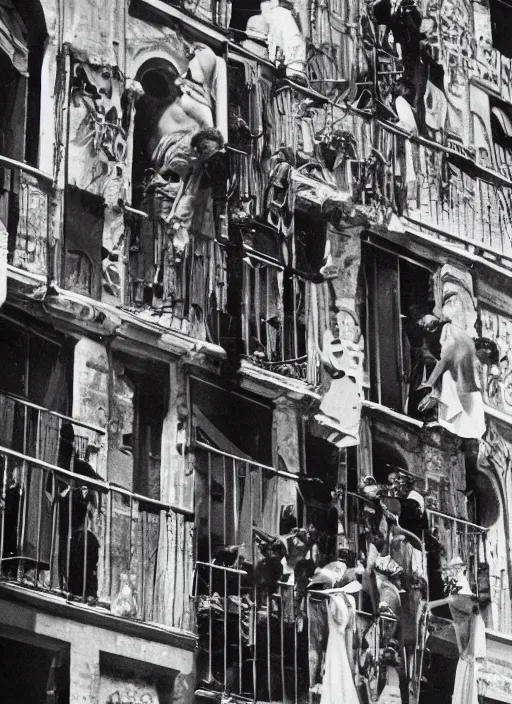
left=0, top=635, right=69, bottom=703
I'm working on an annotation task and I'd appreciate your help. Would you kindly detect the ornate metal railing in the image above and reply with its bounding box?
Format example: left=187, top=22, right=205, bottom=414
left=0, top=435, right=192, bottom=629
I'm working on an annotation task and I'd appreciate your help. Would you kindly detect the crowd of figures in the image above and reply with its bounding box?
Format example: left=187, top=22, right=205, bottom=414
left=195, top=462, right=489, bottom=704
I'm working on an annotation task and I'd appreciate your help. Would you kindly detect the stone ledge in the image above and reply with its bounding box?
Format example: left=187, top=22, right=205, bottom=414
left=0, top=582, right=197, bottom=652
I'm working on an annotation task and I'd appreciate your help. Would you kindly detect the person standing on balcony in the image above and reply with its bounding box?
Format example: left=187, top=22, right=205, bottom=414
left=56, top=423, right=100, bottom=600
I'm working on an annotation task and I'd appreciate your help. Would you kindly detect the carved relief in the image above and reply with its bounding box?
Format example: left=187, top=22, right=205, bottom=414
left=439, top=0, right=472, bottom=142
left=11, top=172, right=50, bottom=275
left=434, top=264, right=477, bottom=334
left=142, top=45, right=226, bottom=256
left=480, top=307, right=512, bottom=413
left=67, top=61, right=128, bottom=304
left=472, top=0, right=500, bottom=92
left=478, top=422, right=512, bottom=629
left=100, top=674, right=160, bottom=704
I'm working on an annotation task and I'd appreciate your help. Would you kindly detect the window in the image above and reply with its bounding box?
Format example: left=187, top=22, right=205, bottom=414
left=228, top=60, right=252, bottom=153
left=131, top=60, right=180, bottom=208
left=229, top=0, right=261, bottom=34
left=0, top=636, right=69, bottom=704
left=239, top=254, right=307, bottom=370
left=0, top=310, right=73, bottom=412
left=109, top=355, right=169, bottom=499
left=363, top=241, right=434, bottom=415
left=490, top=98, right=512, bottom=180
left=490, top=0, right=512, bottom=59
left=191, top=378, right=306, bottom=700
left=63, top=186, right=104, bottom=299
left=0, top=1, right=46, bottom=164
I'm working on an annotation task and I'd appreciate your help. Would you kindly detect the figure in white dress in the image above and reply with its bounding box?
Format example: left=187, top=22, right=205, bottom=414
left=320, top=591, right=360, bottom=704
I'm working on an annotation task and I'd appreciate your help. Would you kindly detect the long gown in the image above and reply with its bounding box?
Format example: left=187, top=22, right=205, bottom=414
left=320, top=592, right=360, bottom=704
left=378, top=666, right=402, bottom=704
left=449, top=595, right=486, bottom=704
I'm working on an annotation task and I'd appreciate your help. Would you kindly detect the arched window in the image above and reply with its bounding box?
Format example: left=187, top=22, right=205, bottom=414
left=0, top=1, right=46, bottom=165
left=131, top=59, right=180, bottom=207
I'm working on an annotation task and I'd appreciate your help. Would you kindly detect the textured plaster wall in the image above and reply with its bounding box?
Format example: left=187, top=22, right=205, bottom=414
left=0, top=597, right=194, bottom=704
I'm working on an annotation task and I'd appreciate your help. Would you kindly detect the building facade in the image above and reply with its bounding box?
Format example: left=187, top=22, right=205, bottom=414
left=2, top=0, right=512, bottom=702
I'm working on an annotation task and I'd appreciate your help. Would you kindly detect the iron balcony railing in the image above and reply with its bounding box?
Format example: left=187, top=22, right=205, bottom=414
left=354, top=122, right=512, bottom=258
left=193, top=444, right=497, bottom=701
left=0, top=428, right=192, bottom=629
left=0, top=390, right=105, bottom=474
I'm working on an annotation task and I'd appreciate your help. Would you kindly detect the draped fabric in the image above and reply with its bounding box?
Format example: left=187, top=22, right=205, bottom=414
left=320, top=592, right=360, bottom=704
left=449, top=596, right=486, bottom=704
left=378, top=666, right=402, bottom=704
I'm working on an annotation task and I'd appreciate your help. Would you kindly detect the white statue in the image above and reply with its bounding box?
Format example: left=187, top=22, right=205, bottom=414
left=315, top=308, right=364, bottom=446
left=246, top=1, right=307, bottom=83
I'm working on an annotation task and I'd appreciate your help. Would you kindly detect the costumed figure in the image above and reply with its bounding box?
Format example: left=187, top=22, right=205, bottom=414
left=377, top=643, right=402, bottom=704
left=320, top=588, right=361, bottom=704
left=405, top=306, right=445, bottom=421
left=146, top=44, right=221, bottom=256
left=418, top=322, right=486, bottom=439
left=429, top=561, right=486, bottom=704
left=315, top=308, right=364, bottom=447
left=245, top=0, right=307, bottom=83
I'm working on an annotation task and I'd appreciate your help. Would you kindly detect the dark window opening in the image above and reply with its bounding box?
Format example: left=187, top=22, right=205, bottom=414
left=490, top=96, right=512, bottom=179
left=465, top=447, right=500, bottom=529
left=132, top=61, right=180, bottom=208
left=229, top=0, right=261, bottom=34
left=191, top=376, right=272, bottom=465
left=0, top=636, right=69, bottom=704
left=228, top=60, right=252, bottom=152
left=0, top=309, right=73, bottom=413
left=363, top=241, right=433, bottom=416
left=304, top=434, right=346, bottom=549
left=110, top=354, right=169, bottom=499
left=371, top=439, right=410, bottom=484
left=418, top=650, right=457, bottom=704
left=490, top=0, right=512, bottom=58
left=63, top=186, right=104, bottom=299
left=0, top=1, right=46, bottom=164
left=283, top=270, right=307, bottom=360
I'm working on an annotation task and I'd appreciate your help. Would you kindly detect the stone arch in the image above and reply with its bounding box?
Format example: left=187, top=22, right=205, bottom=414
left=131, top=57, right=181, bottom=205
left=477, top=422, right=512, bottom=628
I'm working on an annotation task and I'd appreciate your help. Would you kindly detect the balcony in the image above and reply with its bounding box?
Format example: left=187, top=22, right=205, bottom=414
left=238, top=257, right=309, bottom=380
left=350, top=121, right=512, bottom=259
left=0, top=393, right=191, bottom=631
left=0, top=155, right=55, bottom=279
left=193, top=445, right=494, bottom=702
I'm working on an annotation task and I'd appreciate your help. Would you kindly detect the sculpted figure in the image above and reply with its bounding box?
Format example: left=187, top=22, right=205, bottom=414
left=149, top=43, right=217, bottom=183
left=315, top=309, right=364, bottom=446
left=144, top=44, right=224, bottom=255
left=246, top=1, right=307, bottom=83
left=418, top=273, right=485, bottom=439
